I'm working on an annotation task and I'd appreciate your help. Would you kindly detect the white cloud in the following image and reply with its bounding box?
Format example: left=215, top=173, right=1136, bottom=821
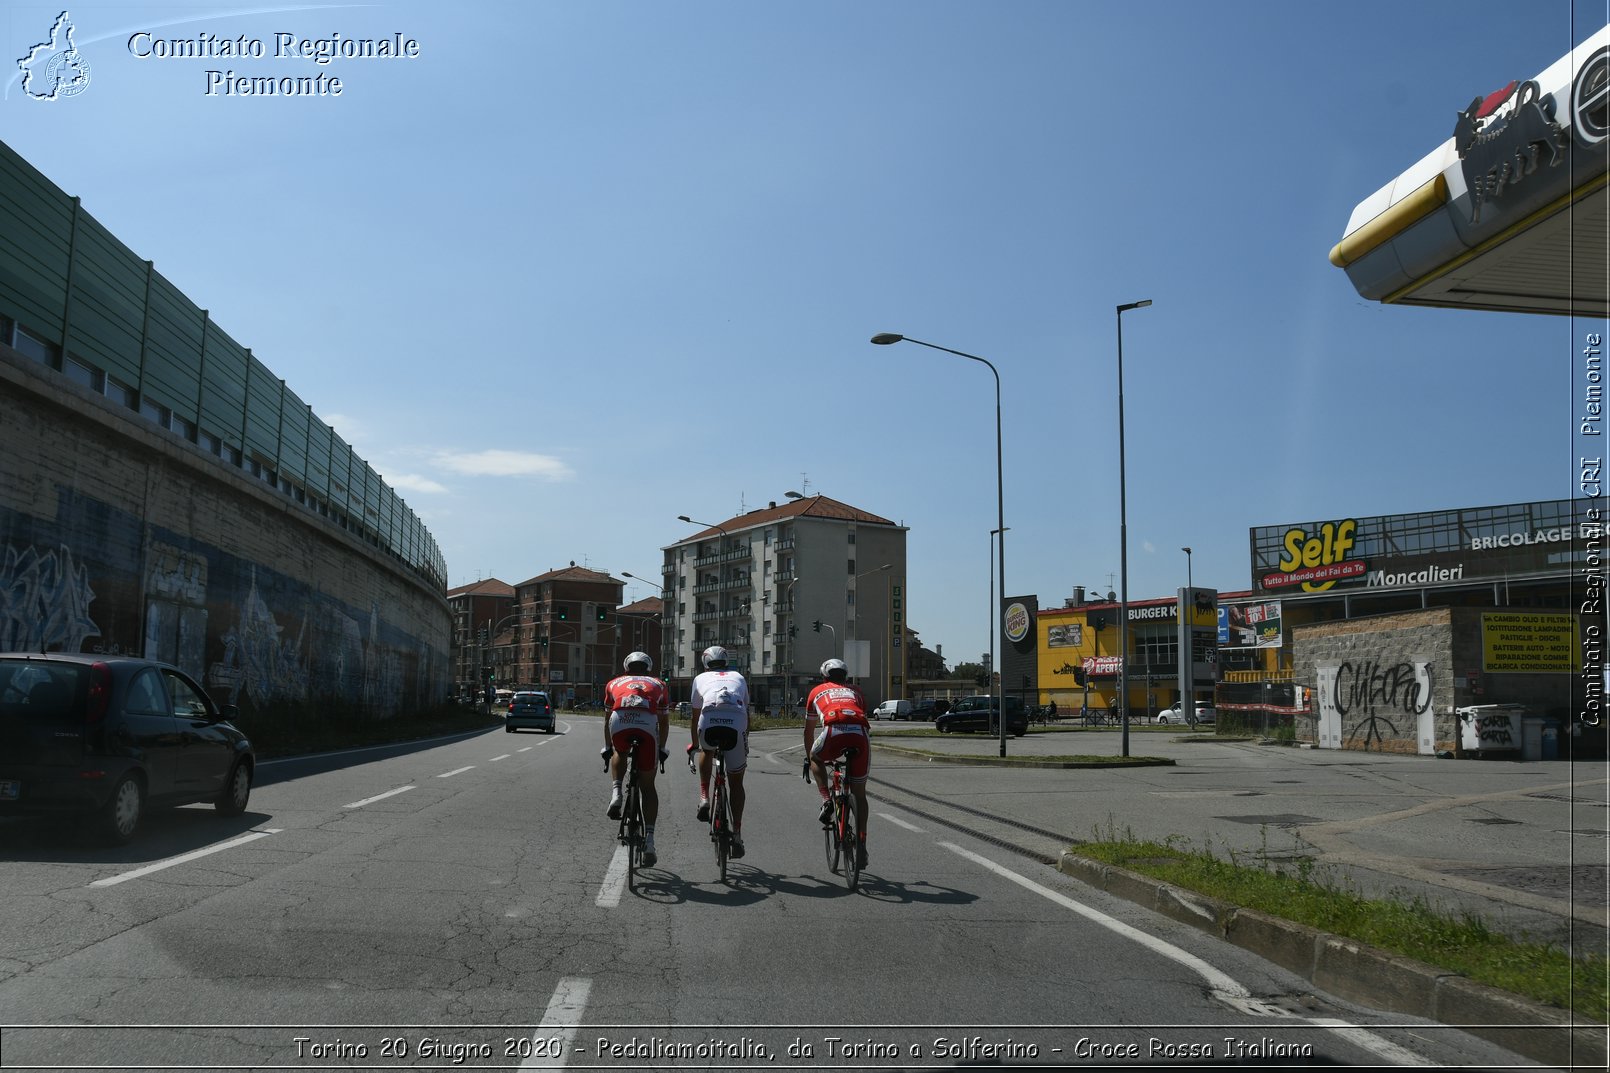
left=387, top=473, right=450, bottom=494
left=323, top=413, right=370, bottom=445
left=434, top=449, right=574, bottom=480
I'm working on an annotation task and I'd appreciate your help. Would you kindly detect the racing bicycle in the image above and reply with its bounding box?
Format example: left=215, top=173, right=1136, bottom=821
left=821, top=750, right=861, bottom=891
left=608, top=735, right=660, bottom=888
left=691, top=727, right=739, bottom=881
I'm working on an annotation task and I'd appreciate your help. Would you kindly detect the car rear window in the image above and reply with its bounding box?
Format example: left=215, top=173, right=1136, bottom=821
left=0, top=663, right=85, bottom=725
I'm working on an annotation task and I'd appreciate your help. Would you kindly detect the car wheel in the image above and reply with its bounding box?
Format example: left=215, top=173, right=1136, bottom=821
left=216, top=760, right=251, bottom=816
left=938, top=724, right=950, bottom=733
left=100, top=773, right=144, bottom=845
left=1158, top=716, right=1170, bottom=724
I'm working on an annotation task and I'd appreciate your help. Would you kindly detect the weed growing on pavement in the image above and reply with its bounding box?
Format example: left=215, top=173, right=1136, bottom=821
left=1071, top=831, right=1607, bottom=1019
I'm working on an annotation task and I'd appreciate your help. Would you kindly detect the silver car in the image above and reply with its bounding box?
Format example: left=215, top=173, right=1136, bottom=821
left=506, top=691, right=556, bottom=734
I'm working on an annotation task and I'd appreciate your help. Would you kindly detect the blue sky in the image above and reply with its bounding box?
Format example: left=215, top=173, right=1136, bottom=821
left=4, top=0, right=1605, bottom=667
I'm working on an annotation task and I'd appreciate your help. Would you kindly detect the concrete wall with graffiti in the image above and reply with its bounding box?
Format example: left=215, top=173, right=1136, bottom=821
left=1293, top=607, right=1577, bottom=753
left=0, top=352, right=449, bottom=717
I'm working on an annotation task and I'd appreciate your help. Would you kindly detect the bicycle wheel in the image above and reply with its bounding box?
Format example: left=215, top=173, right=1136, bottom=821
left=840, top=795, right=859, bottom=891
left=823, top=795, right=838, bottom=873
left=711, top=769, right=729, bottom=881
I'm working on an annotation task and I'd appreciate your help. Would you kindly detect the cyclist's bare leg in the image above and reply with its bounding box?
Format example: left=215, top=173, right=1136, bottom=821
left=638, top=766, right=658, bottom=827
left=729, top=769, right=746, bottom=832
left=696, top=750, right=712, bottom=800
left=850, top=783, right=868, bottom=836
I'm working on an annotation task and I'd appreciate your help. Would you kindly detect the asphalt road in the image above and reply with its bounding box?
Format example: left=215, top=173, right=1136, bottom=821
left=0, top=719, right=1557, bottom=1070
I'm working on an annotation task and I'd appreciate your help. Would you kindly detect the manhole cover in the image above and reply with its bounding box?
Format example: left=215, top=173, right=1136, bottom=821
left=1219, top=814, right=1322, bottom=827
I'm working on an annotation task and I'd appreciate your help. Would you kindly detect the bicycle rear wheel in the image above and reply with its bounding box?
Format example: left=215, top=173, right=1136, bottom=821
left=840, top=796, right=860, bottom=891
left=711, top=770, right=729, bottom=881
left=823, top=794, right=839, bottom=873
left=623, top=767, right=642, bottom=887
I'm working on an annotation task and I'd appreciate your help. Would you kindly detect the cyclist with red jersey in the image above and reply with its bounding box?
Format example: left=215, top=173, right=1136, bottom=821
left=603, top=652, right=670, bottom=866
left=804, top=658, right=870, bottom=868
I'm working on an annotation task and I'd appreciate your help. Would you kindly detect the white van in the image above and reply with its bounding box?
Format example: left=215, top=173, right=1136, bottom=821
left=871, top=699, right=913, bottom=721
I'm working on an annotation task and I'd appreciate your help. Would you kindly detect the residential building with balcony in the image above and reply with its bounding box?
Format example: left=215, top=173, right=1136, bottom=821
left=660, top=495, right=908, bottom=711
left=447, top=579, right=516, bottom=698
left=509, top=565, right=663, bottom=703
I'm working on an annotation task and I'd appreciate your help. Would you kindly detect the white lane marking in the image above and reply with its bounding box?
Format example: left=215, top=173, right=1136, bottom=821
left=518, top=746, right=534, bottom=752
left=1307, top=1018, right=1435, bottom=1067
left=521, top=976, right=592, bottom=1068
left=939, top=841, right=1246, bottom=993
left=939, top=842, right=1432, bottom=1067
left=436, top=766, right=476, bottom=778
left=596, top=846, right=629, bottom=908
left=342, top=785, right=416, bottom=809
left=878, top=812, right=925, bottom=833
left=90, top=829, right=281, bottom=888
left=490, top=754, right=512, bottom=762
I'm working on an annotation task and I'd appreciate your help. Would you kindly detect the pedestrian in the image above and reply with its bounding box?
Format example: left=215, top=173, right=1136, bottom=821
left=1047, top=699, right=1058, bottom=721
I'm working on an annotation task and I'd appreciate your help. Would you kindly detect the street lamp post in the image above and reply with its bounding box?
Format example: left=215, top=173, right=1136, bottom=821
left=1116, top=299, right=1153, bottom=759
left=872, top=332, right=1008, bottom=755
left=850, top=563, right=891, bottom=689
left=991, top=527, right=1009, bottom=757
left=1181, top=547, right=1193, bottom=590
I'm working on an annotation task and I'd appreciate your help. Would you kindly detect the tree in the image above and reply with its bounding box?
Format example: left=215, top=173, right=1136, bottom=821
left=949, top=661, right=987, bottom=682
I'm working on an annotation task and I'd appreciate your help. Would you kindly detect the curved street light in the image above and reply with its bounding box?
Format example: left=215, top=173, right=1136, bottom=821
left=1116, top=299, right=1153, bottom=758
left=873, top=332, right=1008, bottom=755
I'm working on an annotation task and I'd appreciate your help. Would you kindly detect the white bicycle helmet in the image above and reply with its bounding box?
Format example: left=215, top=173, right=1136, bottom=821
left=623, top=651, right=653, bottom=673
left=701, top=645, right=729, bottom=668
left=820, top=658, right=848, bottom=679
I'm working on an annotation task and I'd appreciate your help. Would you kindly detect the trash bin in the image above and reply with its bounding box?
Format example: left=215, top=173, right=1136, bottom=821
left=1457, top=704, right=1525, bottom=755
left=1541, top=720, right=1560, bottom=761
left=1521, top=716, right=1544, bottom=761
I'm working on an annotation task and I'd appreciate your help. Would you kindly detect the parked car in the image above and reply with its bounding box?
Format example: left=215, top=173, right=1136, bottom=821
left=871, top=699, right=913, bottom=721
left=506, top=690, right=556, bottom=733
left=0, top=653, right=253, bottom=844
left=1156, top=704, right=1216, bottom=726
left=934, top=695, right=1028, bottom=736
left=910, top=699, right=949, bottom=720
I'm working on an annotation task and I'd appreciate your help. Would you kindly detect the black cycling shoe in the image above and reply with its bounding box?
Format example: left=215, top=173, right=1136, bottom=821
left=730, top=837, right=745, bottom=859
left=856, top=842, right=869, bottom=868
left=696, top=800, right=710, bottom=822
left=642, top=845, right=657, bottom=868
left=817, top=800, right=833, bottom=825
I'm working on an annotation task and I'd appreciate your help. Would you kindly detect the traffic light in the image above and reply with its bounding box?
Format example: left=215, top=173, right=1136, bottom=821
left=596, top=608, right=607, bottom=622
left=812, top=620, right=822, bottom=633
left=789, top=625, right=797, bottom=637
left=477, top=626, right=487, bottom=644
left=557, top=607, right=568, bottom=620
left=539, top=636, right=549, bottom=648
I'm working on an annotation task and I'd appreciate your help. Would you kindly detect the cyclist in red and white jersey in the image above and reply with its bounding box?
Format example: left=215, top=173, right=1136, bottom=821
left=603, top=652, right=670, bottom=866
left=804, top=658, right=870, bottom=867
left=688, top=645, right=750, bottom=858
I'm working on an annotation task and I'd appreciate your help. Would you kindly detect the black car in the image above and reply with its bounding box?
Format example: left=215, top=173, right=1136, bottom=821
left=910, top=699, right=950, bottom=721
left=0, top=653, right=254, bottom=844
left=934, top=695, right=1029, bottom=736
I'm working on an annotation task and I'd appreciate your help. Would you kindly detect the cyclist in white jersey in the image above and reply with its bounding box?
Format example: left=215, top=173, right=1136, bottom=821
left=687, top=645, right=751, bottom=858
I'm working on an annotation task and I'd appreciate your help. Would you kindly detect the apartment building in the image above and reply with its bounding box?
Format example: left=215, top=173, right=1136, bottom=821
left=447, top=579, right=516, bottom=697
left=660, top=494, right=908, bottom=710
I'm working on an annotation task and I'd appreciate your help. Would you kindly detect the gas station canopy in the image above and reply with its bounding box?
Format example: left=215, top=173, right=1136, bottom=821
left=1333, top=25, right=1608, bottom=317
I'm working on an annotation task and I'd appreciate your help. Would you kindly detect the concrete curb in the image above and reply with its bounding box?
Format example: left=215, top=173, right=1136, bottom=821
left=1058, top=852, right=1607, bottom=1068
left=870, top=742, right=1175, bottom=769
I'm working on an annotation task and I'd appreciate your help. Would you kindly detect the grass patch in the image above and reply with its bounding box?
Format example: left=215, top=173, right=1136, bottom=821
left=1072, top=824, right=1607, bottom=1020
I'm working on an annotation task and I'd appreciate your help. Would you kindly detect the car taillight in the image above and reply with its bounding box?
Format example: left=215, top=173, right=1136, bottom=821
left=86, top=662, right=112, bottom=724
